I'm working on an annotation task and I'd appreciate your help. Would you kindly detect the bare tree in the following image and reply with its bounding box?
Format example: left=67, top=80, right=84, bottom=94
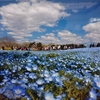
left=22, top=42, right=31, bottom=48
left=0, top=36, right=17, bottom=47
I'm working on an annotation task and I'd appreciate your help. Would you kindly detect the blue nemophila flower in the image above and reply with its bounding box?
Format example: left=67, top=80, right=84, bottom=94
left=25, top=66, right=32, bottom=71
left=85, top=77, right=92, bottom=85
left=45, top=77, right=53, bottom=83
left=0, top=81, right=5, bottom=86
left=56, top=95, right=62, bottom=100
left=34, top=56, right=38, bottom=60
left=61, top=76, right=66, bottom=81
left=21, top=77, right=28, bottom=83
left=54, top=76, right=63, bottom=86
left=42, top=56, right=45, bottom=60
left=3, top=76, right=9, bottom=83
left=11, top=79, right=17, bottom=83
left=28, top=83, right=38, bottom=90
left=20, top=83, right=28, bottom=88
left=32, top=64, right=38, bottom=71
left=4, top=89, right=14, bottom=99
left=33, top=83, right=38, bottom=88
left=97, top=67, right=100, bottom=70
left=44, top=92, right=55, bottom=100
left=52, top=72, right=59, bottom=77
left=12, top=67, right=17, bottom=73
left=25, top=72, right=30, bottom=75
left=70, top=98, right=75, bottom=100
left=48, top=76, right=53, bottom=82
left=0, top=63, right=4, bottom=66
left=24, top=95, right=31, bottom=100
left=40, top=73, right=44, bottom=77
left=44, top=77, right=49, bottom=83
left=29, top=73, right=37, bottom=79
left=39, top=86, right=44, bottom=91
left=62, top=93, right=66, bottom=98
left=12, top=85, right=26, bottom=98
left=62, top=64, right=66, bottom=67
left=36, top=86, right=44, bottom=95
left=27, top=62, right=32, bottom=67
left=37, top=60, right=41, bottom=64
left=41, top=62, right=45, bottom=66
left=89, top=89, right=97, bottom=100
left=0, top=87, right=6, bottom=94
left=57, top=63, right=62, bottom=70
left=4, top=70, right=10, bottom=74
left=93, top=76, right=100, bottom=89
left=28, top=83, right=35, bottom=89
left=27, top=58, right=32, bottom=63
left=0, top=71, right=5, bottom=75
left=18, top=66, right=22, bottom=71
left=36, top=79, right=45, bottom=85
left=49, top=58, right=53, bottom=62
left=43, top=70, right=50, bottom=77
left=50, top=70, right=55, bottom=74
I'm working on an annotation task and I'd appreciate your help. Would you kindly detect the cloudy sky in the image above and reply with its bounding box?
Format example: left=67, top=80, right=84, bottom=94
left=0, top=0, right=100, bottom=44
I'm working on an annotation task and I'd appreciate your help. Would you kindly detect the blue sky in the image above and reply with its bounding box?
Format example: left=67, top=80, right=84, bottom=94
left=0, top=0, right=100, bottom=44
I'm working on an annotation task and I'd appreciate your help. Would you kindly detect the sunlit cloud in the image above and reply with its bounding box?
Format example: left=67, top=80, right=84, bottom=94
left=0, top=0, right=70, bottom=42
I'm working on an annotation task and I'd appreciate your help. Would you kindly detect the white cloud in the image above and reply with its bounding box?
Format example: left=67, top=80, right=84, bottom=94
left=0, top=0, right=70, bottom=42
left=8, top=32, right=32, bottom=37
left=35, top=30, right=89, bottom=44
left=7, top=31, right=32, bottom=43
left=13, top=35, right=25, bottom=39
left=72, top=9, right=79, bottom=13
left=89, top=18, right=100, bottom=23
left=65, top=2, right=96, bottom=10
left=13, top=35, right=30, bottom=43
left=35, top=33, right=61, bottom=44
left=83, top=21, right=100, bottom=33
left=83, top=21, right=100, bottom=43
left=58, top=30, right=86, bottom=44
left=16, top=39, right=29, bottom=43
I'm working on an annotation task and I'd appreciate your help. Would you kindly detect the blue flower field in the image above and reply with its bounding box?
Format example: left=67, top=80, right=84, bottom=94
left=0, top=48, right=100, bottom=100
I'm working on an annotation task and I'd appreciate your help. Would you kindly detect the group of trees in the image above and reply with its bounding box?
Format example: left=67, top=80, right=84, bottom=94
left=89, top=43, right=100, bottom=48
left=0, top=36, right=100, bottom=50
left=29, top=42, right=43, bottom=50
left=28, top=42, right=100, bottom=50
left=0, top=36, right=18, bottom=47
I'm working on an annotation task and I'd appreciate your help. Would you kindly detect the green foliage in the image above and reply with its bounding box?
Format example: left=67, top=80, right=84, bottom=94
left=44, top=82, right=56, bottom=92
left=92, top=70, right=100, bottom=75
left=65, top=73, right=74, bottom=79
left=80, top=59, right=85, bottom=63
left=21, top=98, right=27, bottom=100
left=58, top=70, right=65, bottom=77
left=48, top=65, right=56, bottom=71
left=46, top=53, right=59, bottom=58
left=53, top=86, right=63, bottom=97
left=26, top=89, right=40, bottom=100
left=38, top=65, right=44, bottom=70
left=98, top=63, right=100, bottom=67
left=90, top=62, right=95, bottom=68
left=63, top=77, right=91, bottom=100
left=19, top=68, right=26, bottom=75
left=35, top=70, right=41, bottom=78
left=44, top=84, right=50, bottom=92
